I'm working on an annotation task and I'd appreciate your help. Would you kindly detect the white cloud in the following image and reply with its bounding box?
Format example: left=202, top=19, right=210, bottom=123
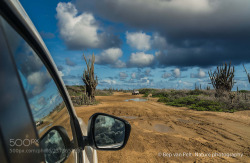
left=177, top=80, right=193, bottom=88
left=100, top=79, right=117, bottom=85
left=162, top=72, right=172, bottom=79
left=58, top=71, right=64, bottom=77
left=96, top=48, right=122, bottom=63
left=114, top=60, right=126, bottom=68
left=151, top=33, right=167, bottom=49
left=95, top=48, right=126, bottom=68
left=198, top=69, right=206, bottom=78
left=131, top=72, right=136, bottom=79
left=126, top=31, right=151, bottom=51
left=119, top=72, right=128, bottom=80
left=173, top=68, right=181, bottom=78
left=56, top=2, right=120, bottom=49
left=191, top=69, right=206, bottom=78
left=27, top=72, right=51, bottom=96
left=128, top=52, right=154, bottom=67
left=140, top=77, right=150, bottom=84
left=56, top=2, right=98, bottom=48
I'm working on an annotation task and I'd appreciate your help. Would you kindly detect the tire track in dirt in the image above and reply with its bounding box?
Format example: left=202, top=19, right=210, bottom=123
left=75, top=92, right=250, bottom=163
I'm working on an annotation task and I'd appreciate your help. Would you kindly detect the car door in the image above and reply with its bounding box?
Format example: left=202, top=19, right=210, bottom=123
left=0, top=15, right=77, bottom=162
left=0, top=3, right=97, bottom=162
left=0, top=16, right=44, bottom=163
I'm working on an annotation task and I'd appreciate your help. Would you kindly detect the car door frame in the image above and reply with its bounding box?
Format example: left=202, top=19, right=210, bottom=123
left=0, top=1, right=88, bottom=162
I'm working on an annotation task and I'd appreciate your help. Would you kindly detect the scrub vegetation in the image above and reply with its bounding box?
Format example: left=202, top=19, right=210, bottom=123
left=139, top=88, right=250, bottom=112
left=66, top=85, right=113, bottom=106
left=138, top=62, right=249, bottom=112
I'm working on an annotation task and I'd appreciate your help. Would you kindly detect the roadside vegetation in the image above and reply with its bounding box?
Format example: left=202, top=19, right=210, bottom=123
left=138, top=62, right=249, bottom=112
left=139, top=88, right=249, bottom=112
left=68, top=59, right=250, bottom=111
left=66, top=85, right=114, bottom=106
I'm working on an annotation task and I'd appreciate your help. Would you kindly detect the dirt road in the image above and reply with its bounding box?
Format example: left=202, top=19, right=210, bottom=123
left=75, top=92, right=250, bottom=163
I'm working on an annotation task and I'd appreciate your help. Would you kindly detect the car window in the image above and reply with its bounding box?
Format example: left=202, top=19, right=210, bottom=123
left=0, top=16, right=74, bottom=156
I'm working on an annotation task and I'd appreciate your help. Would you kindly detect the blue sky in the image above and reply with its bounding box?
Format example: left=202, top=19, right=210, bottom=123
left=19, top=0, right=250, bottom=90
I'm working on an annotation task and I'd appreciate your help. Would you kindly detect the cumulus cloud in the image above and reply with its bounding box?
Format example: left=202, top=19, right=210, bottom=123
left=177, top=80, right=193, bottom=89
left=151, top=33, right=167, bottom=50
left=113, top=60, right=126, bottom=68
left=162, top=72, right=172, bottom=79
left=75, top=0, right=250, bottom=67
left=18, top=49, right=43, bottom=77
left=155, top=45, right=250, bottom=67
left=140, top=77, right=151, bottom=84
left=27, top=72, right=51, bottom=96
left=119, top=72, right=128, bottom=80
left=95, top=48, right=126, bottom=68
left=15, top=43, right=52, bottom=97
left=144, top=69, right=151, bottom=76
left=162, top=68, right=181, bottom=79
left=131, top=72, right=136, bottom=79
left=65, top=58, right=76, bottom=66
left=58, top=71, right=64, bottom=77
left=190, top=69, right=206, bottom=78
left=173, top=68, right=181, bottom=78
left=37, top=97, right=46, bottom=106
left=126, top=31, right=167, bottom=51
left=126, top=31, right=151, bottom=51
left=56, top=2, right=120, bottom=50
left=129, top=69, right=153, bottom=85
left=128, top=52, right=155, bottom=67
left=76, top=0, right=250, bottom=38
left=99, top=79, right=117, bottom=85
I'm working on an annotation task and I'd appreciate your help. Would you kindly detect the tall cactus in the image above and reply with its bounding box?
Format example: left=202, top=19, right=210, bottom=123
left=82, top=53, right=98, bottom=102
left=243, top=64, right=250, bottom=83
left=208, top=62, right=235, bottom=96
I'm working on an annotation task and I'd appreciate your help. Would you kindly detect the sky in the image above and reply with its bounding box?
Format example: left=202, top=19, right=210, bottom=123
left=19, top=0, right=250, bottom=90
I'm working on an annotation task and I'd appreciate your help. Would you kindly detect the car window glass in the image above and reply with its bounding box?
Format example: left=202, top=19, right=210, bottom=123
left=0, top=17, right=73, bottom=140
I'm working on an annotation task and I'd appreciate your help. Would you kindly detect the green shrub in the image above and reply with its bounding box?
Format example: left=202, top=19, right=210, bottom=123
left=140, top=88, right=249, bottom=112
left=188, top=89, right=204, bottom=95
left=138, top=88, right=158, bottom=97
left=95, top=90, right=113, bottom=96
left=239, top=90, right=248, bottom=93
left=152, top=92, right=169, bottom=98
left=158, top=94, right=235, bottom=112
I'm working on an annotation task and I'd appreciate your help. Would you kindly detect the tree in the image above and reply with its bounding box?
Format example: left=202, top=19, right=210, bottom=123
left=208, top=62, right=235, bottom=96
left=243, top=64, right=250, bottom=83
left=82, top=53, right=98, bottom=102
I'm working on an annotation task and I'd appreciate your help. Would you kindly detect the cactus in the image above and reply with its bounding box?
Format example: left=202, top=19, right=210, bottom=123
left=208, top=62, right=235, bottom=96
left=243, top=64, right=250, bottom=83
left=82, top=53, right=98, bottom=102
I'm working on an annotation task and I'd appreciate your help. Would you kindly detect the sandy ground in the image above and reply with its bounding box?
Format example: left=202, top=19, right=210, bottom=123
left=74, top=92, right=250, bottom=163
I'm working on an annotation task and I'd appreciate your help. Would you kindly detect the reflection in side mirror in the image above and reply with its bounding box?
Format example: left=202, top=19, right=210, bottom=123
left=94, top=115, right=125, bottom=149
left=86, top=113, right=131, bottom=151
left=40, top=126, right=72, bottom=163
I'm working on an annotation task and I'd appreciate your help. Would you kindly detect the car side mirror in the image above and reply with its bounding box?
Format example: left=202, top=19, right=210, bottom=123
left=40, top=126, right=72, bottom=163
left=85, top=113, right=131, bottom=150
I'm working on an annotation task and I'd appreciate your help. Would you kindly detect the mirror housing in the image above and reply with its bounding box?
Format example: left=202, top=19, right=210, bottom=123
left=85, top=113, right=131, bottom=151
left=40, top=126, right=72, bottom=163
